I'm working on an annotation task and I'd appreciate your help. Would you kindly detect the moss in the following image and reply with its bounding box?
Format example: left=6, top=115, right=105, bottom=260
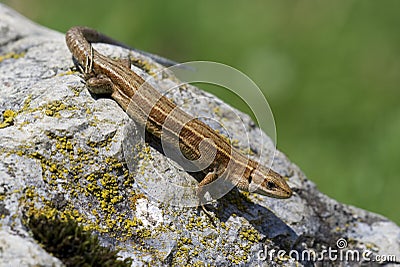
left=24, top=212, right=132, bottom=267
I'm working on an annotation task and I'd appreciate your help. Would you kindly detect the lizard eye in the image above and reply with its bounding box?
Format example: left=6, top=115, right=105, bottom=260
left=266, top=181, right=276, bottom=190
left=248, top=174, right=253, bottom=184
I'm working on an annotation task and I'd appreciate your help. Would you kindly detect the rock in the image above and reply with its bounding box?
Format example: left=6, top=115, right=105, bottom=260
left=0, top=3, right=399, bottom=266
left=0, top=229, right=63, bottom=267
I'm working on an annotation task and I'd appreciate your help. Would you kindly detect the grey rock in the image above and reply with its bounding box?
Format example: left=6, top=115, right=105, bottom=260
left=0, top=3, right=399, bottom=267
left=0, top=229, right=63, bottom=267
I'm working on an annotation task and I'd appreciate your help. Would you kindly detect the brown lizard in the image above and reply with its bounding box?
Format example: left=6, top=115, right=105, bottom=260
left=65, top=26, right=292, bottom=205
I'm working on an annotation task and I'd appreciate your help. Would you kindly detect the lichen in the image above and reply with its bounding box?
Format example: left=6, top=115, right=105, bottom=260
left=129, top=57, right=155, bottom=75
left=4, top=112, right=153, bottom=243
left=0, top=109, right=17, bottom=128
left=43, top=100, right=70, bottom=117
left=0, top=51, right=25, bottom=62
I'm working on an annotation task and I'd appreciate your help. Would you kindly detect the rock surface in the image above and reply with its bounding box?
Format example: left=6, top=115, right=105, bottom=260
left=0, top=4, right=399, bottom=267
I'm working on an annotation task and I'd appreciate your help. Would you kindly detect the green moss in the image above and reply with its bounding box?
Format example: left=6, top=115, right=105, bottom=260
left=24, top=212, right=132, bottom=267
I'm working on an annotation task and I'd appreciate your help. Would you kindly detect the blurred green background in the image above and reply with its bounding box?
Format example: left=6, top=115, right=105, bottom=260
left=2, top=0, right=399, bottom=224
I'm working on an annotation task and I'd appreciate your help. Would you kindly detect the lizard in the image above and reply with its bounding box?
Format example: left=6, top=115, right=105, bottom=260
left=65, top=26, right=292, bottom=205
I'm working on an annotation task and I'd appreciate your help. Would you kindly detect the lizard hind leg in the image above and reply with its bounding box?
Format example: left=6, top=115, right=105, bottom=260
left=196, top=167, right=219, bottom=212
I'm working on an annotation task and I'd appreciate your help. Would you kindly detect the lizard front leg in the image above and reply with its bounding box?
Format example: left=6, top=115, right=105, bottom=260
left=85, top=74, right=114, bottom=95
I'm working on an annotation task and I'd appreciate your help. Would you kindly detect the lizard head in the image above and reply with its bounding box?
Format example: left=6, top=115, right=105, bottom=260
left=247, top=166, right=292, bottom=199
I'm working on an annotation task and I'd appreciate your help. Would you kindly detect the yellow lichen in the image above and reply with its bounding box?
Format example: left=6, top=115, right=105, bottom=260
left=0, top=109, right=17, bottom=128
left=43, top=100, right=69, bottom=118
left=0, top=52, right=25, bottom=63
